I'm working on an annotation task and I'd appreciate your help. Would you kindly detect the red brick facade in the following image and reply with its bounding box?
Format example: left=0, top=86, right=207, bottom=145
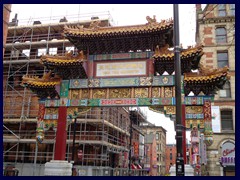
left=203, top=27, right=213, bottom=35
left=204, top=37, right=214, bottom=45
left=205, top=52, right=213, bottom=58
left=165, top=144, right=192, bottom=174
left=3, top=4, right=11, bottom=57
left=165, top=145, right=176, bottom=174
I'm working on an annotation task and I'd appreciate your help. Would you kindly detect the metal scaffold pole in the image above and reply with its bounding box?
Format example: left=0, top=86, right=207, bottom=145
left=173, top=4, right=185, bottom=176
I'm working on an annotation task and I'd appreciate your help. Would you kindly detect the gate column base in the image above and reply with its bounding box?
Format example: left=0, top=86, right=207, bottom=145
left=169, top=164, right=194, bottom=176
left=44, top=160, right=72, bottom=176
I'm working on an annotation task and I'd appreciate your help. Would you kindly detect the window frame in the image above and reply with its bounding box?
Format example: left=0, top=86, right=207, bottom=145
left=218, top=4, right=226, bottom=17
left=217, top=51, right=229, bottom=68
left=38, top=48, right=47, bottom=56
left=49, top=47, right=58, bottom=55
left=229, top=4, right=235, bottom=16
left=221, top=109, right=233, bottom=131
left=219, top=81, right=231, bottom=98
left=216, top=27, right=227, bottom=44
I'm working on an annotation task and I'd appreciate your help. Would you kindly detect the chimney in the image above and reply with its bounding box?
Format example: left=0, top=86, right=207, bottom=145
left=196, top=4, right=202, bottom=11
left=9, top=13, right=19, bottom=26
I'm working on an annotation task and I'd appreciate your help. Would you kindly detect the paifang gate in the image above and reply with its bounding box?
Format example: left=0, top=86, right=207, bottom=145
left=21, top=16, right=230, bottom=171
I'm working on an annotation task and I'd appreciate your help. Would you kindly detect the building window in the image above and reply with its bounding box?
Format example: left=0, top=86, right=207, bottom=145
left=22, top=49, right=30, bottom=57
left=11, top=50, right=20, bottom=58
left=38, top=48, right=46, bottom=56
left=156, top=145, right=159, bottom=151
left=218, top=4, right=226, bottom=17
left=217, top=51, right=228, bottom=68
left=170, top=153, right=172, bottom=160
left=219, top=81, right=231, bottom=98
left=156, top=133, right=159, bottom=140
left=49, top=47, right=58, bottom=55
left=66, top=46, right=75, bottom=53
left=216, top=27, right=227, bottom=43
left=229, top=4, right=235, bottom=16
left=157, top=154, right=159, bottom=161
left=221, top=109, right=233, bottom=130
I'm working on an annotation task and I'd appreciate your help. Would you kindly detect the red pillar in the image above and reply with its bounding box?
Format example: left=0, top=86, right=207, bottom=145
left=54, top=80, right=69, bottom=160
left=182, top=104, right=187, bottom=163
left=88, top=59, right=94, bottom=78
left=54, top=106, right=67, bottom=160
left=148, top=59, right=155, bottom=76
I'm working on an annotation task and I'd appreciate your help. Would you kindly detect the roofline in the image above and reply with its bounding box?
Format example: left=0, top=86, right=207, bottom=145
left=8, top=18, right=111, bottom=30
left=140, top=125, right=167, bottom=132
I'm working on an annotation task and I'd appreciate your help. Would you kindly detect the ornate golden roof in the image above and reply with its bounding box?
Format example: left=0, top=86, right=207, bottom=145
left=21, top=71, right=61, bottom=88
left=184, top=65, right=230, bottom=82
left=40, top=50, right=86, bottom=66
left=63, top=16, right=173, bottom=37
left=152, top=44, right=204, bottom=59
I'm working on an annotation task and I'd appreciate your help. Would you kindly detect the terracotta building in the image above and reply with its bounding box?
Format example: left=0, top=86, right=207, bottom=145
left=165, top=143, right=192, bottom=174
left=144, top=133, right=157, bottom=176
left=165, top=144, right=176, bottom=174
left=140, top=123, right=166, bottom=175
left=195, top=4, right=235, bottom=176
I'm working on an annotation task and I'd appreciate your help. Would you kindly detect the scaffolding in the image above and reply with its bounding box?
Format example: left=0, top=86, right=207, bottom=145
left=2, top=11, right=124, bottom=175
left=3, top=107, right=131, bottom=175
left=3, top=11, right=150, bottom=176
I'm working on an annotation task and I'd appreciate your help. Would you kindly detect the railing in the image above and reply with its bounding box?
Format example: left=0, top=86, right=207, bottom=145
left=3, top=129, right=128, bottom=147
left=9, top=11, right=114, bottom=26
left=74, top=166, right=149, bottom=176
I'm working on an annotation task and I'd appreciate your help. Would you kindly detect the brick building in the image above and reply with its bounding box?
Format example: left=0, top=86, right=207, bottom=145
left=165, top=144, right=192, bottom=174
left=165, top=144, right=176, bottom=174
left=195, top=4, right=235, bottom=176
left=144, top=133, right=157, bottom=176
left=140, top=123, right=166, bottom=175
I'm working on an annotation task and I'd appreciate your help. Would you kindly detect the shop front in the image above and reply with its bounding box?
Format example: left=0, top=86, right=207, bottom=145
left=219, top=140, right=235, bottom=176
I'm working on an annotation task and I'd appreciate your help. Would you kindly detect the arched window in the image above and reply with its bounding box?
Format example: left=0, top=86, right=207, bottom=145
left=218, top=4, right=226, bottom=17
left=216, top=27, right=227, bottom=43
left=221, top=109, right=233, bottom=130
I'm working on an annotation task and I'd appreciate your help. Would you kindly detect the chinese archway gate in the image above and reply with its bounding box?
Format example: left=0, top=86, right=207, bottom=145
left=21, top=16, right=229, bottom=175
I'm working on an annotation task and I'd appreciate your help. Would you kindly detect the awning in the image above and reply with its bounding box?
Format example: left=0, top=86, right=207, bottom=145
left=131, top=164, right=137, bottom=169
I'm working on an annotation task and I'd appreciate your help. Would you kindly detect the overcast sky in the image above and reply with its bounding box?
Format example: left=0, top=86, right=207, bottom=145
left=9, top=4, right=201, bottom=144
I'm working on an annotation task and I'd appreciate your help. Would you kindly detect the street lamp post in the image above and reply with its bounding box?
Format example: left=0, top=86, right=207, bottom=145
left=71, top=116, right=77, bottom=176
left=173, top=4, right=185, bottom=176
left=71, top=117, right=77, bottom=162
